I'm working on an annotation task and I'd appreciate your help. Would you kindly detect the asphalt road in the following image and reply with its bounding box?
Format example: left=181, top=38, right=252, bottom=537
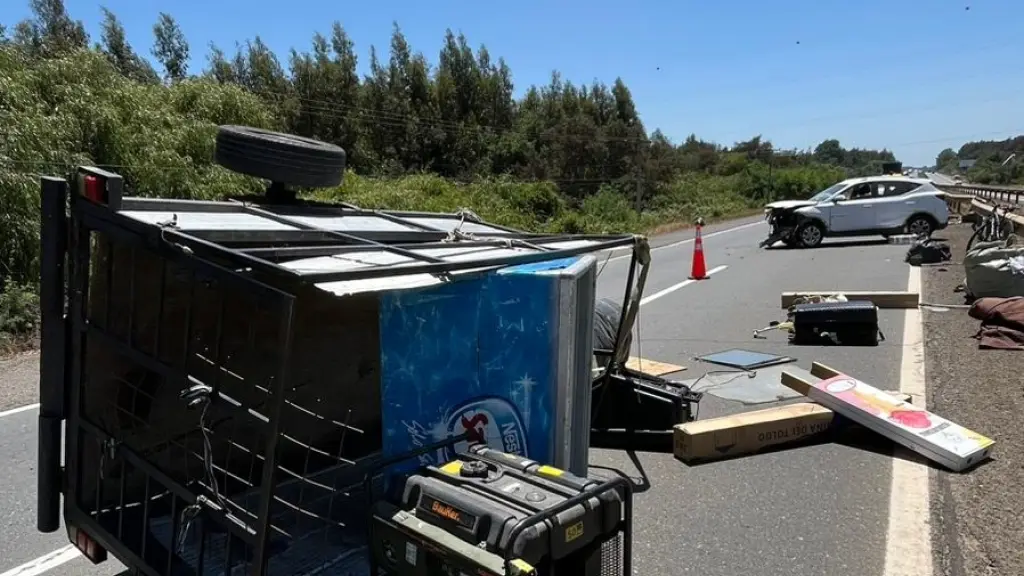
left=0, top=215, right=919, bottom=576
left=926, top=172, right=957, bottom=186
left=590, top=218, right=913, bottom=576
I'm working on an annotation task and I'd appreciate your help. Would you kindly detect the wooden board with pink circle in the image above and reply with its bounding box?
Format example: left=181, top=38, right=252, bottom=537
left=803, top=374, right=993, bottom=472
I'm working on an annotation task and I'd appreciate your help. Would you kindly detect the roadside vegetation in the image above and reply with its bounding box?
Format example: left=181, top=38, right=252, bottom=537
left=1, top=0, right=900, bottom=349
left=935, top=136, right=1024, bottom=185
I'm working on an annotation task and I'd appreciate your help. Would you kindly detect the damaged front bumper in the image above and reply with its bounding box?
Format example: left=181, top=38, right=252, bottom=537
left=759, top=208, right=799, bottom=248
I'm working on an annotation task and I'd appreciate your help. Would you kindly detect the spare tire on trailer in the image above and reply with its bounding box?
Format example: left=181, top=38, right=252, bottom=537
left=593, top=297, right=633, bottom=368
left=214, top=125, right=347, bottom=188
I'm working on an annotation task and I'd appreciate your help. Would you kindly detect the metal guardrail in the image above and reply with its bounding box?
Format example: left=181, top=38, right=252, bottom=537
left=935, top=182, right=1024, bottom=206
left=935, top=182, right=1024, bottom=233
left=968, top=198, right=1024, bottom=232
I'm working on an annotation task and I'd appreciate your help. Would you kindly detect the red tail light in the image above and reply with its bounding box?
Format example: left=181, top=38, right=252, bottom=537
left=83, top=175, right=105, bottom=204
left=68, top=524, right=108, bottom=564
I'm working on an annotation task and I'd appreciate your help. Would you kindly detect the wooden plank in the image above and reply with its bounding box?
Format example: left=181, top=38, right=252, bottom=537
left=625, top=356, right=685, bottom=376
left=781, top=290, right=919, bottom=309
left=782, top=364, right=994, bottom=472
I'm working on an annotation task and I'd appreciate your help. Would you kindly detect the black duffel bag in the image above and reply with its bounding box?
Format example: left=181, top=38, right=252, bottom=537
left=905, top=238, right=952, bottom=266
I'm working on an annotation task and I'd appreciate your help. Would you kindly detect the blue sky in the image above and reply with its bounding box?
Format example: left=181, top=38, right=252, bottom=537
left=4, top=0, right=1022, bottom=165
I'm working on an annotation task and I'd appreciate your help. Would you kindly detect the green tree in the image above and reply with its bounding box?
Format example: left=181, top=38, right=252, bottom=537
left=98, top=8, right=158, bottom=84
left=285, top=23, right=363, bottom=166
left=13, top=0, right=88, bottom=58
left=205, top=43, right=236, bottom=83
left=935, top=148, right=957, bottom=170
left=813, top=139, right=844, bottom=165
left=151, top=12, right=189, bottom=82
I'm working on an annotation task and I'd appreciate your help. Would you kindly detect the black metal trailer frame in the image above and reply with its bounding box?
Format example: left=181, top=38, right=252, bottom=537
left=37, top=166, right=651, bottom=576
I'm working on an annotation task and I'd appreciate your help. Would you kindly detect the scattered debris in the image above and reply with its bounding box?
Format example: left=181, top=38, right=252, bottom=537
left=790, top=301, right=882, bottom=346
left=752, top=320, right=793, bottom=339
left=624, top=356, right=686, bottom=376
left=674, top=386, right=913, bottom=463
left=781, top=362, right=994, bottom=472
left=919, top=302, right=972, bottom=312
left=963, top=237, right=1024, bottom=299
left=781, top=290, right=920, bottom=309
left=783, top=292, right=848, bottom=307
left=680, top=363, right=805, bottom=405
left=696, top=348, right=795, bottom=371
left=888, top=234, right=919, bottom=245
left=905, top=237, right=952, bottom=266
left=968, top=296, right=1024, bottom=350
left=674, top=402, right=834, bottom=463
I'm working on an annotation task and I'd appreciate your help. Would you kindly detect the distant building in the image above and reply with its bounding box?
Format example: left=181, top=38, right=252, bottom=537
left=959, top=159, right=977, bottom=170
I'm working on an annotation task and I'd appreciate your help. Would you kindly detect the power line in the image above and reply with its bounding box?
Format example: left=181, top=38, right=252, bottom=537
left=180, top=80, right=1024, bottom=149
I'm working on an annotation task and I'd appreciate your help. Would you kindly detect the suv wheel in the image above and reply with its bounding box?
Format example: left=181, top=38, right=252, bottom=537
left=796, top=221, right=825, bottom=248
left=906, top=215, right=934, bottom=238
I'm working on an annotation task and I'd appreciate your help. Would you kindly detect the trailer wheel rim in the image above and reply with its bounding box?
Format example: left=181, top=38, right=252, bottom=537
left=800, top=225, right=822, bottom=245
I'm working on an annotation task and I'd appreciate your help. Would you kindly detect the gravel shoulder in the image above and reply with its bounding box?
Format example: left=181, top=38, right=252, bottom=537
left=0, top=351, right=39, bottom=412
left=923, top=223, right=1024, bottom=576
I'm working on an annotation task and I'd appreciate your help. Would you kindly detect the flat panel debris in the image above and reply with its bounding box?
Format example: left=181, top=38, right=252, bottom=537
left=782, top=363, right=994, bottom=472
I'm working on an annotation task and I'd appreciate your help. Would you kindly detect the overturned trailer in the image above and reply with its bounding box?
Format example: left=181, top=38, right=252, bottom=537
left=37, top=127, right=693, bottom=575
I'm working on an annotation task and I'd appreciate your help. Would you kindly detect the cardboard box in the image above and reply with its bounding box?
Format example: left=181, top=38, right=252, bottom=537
left=673, top=403, right=835, bottom=462
left=782, top=364, right=995, bottom=472
left=673, top=389, right=912, bottom=463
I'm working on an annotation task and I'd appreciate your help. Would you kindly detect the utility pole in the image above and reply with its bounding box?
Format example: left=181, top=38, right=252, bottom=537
left=634, top=170, right=643, bottom=213
left=633, top=139, right=646, bottom=213
left=759, top=147, right=775, bottom=203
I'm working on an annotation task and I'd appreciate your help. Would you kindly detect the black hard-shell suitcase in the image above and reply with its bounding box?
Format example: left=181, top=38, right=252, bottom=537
left=790, top=300, right=882, bottom=346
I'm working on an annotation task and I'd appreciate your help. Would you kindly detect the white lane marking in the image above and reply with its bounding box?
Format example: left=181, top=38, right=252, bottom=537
left=883, top=264, right=932, bottom=576
left=638, top=265, right=729, bottom=307
left=0, top=402, right=40, bottom=419
left=0, top=545, right=80, bottom=576
left=607, top=220, right=764, bottom=262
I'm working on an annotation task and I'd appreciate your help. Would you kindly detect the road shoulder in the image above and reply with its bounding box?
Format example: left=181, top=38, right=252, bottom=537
left=923, top=224, right=1024, bottom=576
left=0, top=351, right=40, bottom=412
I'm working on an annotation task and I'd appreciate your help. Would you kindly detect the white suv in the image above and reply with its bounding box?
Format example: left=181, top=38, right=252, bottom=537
left=760, top=176, right=950, bottom=248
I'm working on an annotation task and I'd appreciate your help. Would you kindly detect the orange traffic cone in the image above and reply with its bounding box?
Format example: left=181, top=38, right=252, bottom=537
left=689, top=224, right=709, bottom=280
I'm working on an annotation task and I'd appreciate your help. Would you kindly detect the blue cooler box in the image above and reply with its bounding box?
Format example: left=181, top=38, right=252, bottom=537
left=379, top=255, right=597, bottom=476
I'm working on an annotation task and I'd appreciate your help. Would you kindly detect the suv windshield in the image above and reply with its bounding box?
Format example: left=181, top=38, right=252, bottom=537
left=808, top=182, right=847, bottom=202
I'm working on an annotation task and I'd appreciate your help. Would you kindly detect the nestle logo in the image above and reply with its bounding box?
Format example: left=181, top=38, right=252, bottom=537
left=444, top=397, right=528, bottom=460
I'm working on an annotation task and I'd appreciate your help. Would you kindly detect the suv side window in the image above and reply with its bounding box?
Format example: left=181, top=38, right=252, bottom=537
left=847, top=183, right=873, bottom=200
left=882, top=181, right=921, bottom=197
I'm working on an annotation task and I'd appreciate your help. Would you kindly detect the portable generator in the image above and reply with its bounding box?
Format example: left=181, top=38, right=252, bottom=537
left=369, top=444, right=633, bottom=576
